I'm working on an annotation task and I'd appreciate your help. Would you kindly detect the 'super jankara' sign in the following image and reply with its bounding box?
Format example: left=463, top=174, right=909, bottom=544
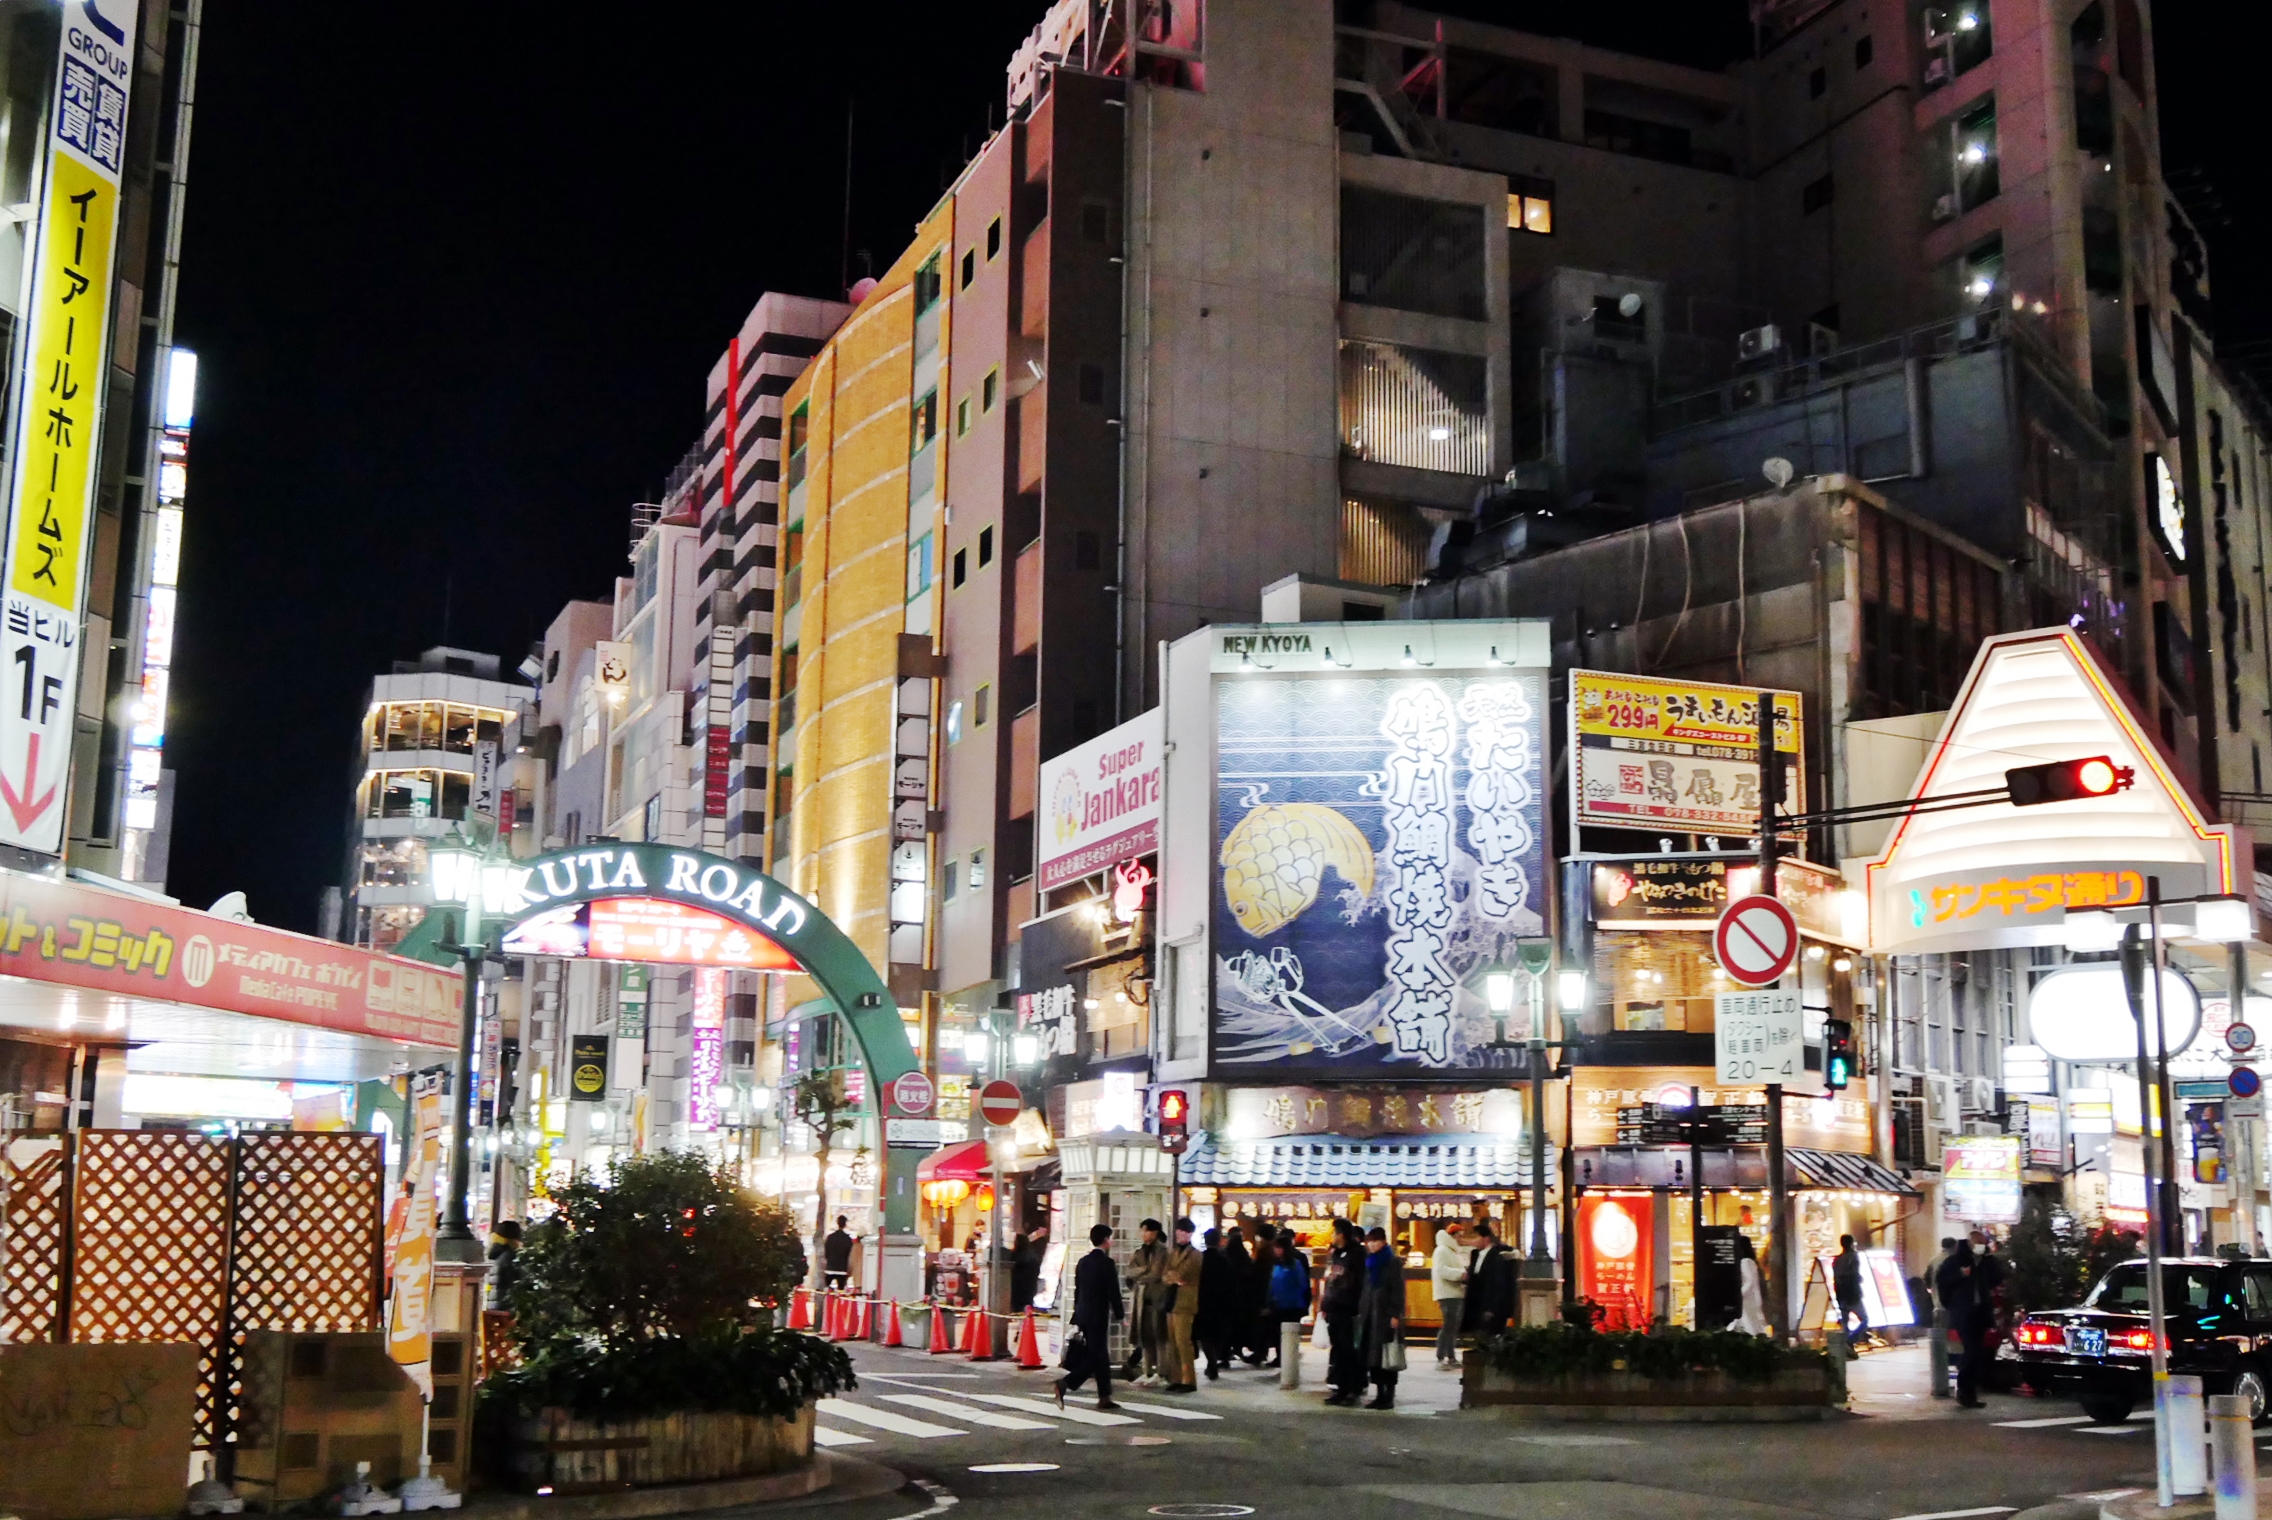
left=1038, top=709, right=1164, bottom=891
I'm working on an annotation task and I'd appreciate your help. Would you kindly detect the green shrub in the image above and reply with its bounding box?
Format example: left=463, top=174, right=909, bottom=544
left=1477, top=1320, right=1824, bottom=1384
left=484, top=1326, right=855, bottom=1422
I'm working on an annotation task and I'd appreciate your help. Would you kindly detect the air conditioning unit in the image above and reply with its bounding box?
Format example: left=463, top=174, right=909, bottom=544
left=1931, top=193, right=1959, bottom=223
left=1966, top=1077, right=2000, bottom=1115
left=1731, top=377, right=1766, bottom=410
left=1736, top=323, right=1782, bottom=361
left=1924, top=55, right=1952, bottom=85
left=1925, top=1075, right=1962, bottom=1130
left=1807, top=322, right=1839, bottom=358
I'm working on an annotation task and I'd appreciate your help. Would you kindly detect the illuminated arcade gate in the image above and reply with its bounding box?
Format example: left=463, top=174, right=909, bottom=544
left=487, top=844, right=923, bottom=1232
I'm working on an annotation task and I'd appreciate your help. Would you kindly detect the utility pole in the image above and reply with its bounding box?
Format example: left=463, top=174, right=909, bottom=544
left=2230, top=939, right=2260, bottom=1251
left=1758, top=697, right=1790, bottom=1340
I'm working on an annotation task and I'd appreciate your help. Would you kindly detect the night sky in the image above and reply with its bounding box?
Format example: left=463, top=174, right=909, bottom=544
left=162, top=3, right=2255, bottom=934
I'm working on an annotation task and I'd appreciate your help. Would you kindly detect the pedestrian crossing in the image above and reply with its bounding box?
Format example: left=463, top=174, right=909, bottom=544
left=814, top=1375, right=1229, bottom=1449
left=1991, top=1409, right=2272, bottom=1441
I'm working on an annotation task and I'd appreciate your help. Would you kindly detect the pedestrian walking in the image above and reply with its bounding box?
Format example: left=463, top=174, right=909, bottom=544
left=1161, top=1218, right=1204, bottom=1392
left=1124, top=1219, right=1170, bottom=1385
left=1356, top=1226, right=1408, bottom=1409
left=1430, top=1223, right=1468, bottom=1368
left=1733, top=1234, right=1768, bottom=1335
left=1244, top=1223, right=1279, bottom=1364
left=1460, top=1221, right=1516, bottom=1337
left=1265, top=1236, right=1312, bottom=1367
left=1922, top=1236, right=1957, bottom=1398
left=1055, top=1224, right=1125, bottom=1412
left=1832, top=1234, right=1866, bottom=1351
left=1198, top=1228, right=1239, bottom=1380
left=822, top=1215, right=856, bottom=1291
left=1221, top=1228, right=1260, bottom=1369
left=1936, top=1237, right=1988, bottom=1408
left=1320, top=1218, right=1367, bottom=1405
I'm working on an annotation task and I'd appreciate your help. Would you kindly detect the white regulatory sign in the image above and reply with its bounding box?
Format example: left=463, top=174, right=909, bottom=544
left=1713, top=990, right=1802, bottom=1084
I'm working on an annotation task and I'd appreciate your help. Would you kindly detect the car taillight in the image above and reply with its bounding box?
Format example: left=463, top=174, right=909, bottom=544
left=2016, top=1322, right=2058, bottom=1346
left=2118, top=1328, right=2160, bottom=1352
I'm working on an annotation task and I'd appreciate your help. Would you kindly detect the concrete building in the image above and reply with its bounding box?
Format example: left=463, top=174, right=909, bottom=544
left=343, top=647, right=532, bottom=952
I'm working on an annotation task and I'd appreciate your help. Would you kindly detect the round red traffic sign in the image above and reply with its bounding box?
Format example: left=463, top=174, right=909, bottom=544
left=978, top=1080, right=1024, bottom=1128
left=889, top=1071, right=936, bottom=1117
left=1713, top=895, right=1799, bottom=988
left=2232, top=1066, right=2264, bottom=1100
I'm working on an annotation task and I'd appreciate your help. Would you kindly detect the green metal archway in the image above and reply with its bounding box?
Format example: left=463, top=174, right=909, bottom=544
left=489, top=842, right=923, bottom=1233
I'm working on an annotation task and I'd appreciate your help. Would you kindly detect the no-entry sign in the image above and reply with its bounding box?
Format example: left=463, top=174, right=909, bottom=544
left=1713, top=894, right=1799, bottom=987
left=978, top=1079, right=1024, bottom=1127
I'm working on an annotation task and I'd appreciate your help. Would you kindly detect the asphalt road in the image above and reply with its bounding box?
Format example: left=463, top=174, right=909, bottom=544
left=735, top=1340, right=2167, bottom=1520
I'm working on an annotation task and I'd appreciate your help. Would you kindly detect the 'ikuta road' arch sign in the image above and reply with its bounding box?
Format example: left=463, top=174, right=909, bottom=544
left=491, top=843, right=921, bottom=1231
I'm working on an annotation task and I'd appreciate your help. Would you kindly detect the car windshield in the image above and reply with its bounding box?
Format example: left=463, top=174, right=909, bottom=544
left=2086, top=1263, right=2229, bottom=1314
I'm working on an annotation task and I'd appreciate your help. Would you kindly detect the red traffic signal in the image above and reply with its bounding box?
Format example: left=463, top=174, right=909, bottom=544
left=1158, top=1088, right=1191, bottom=1153
left=2005, top=755, right=2134, bottom=807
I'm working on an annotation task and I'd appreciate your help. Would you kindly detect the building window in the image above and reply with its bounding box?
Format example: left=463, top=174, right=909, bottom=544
left=978, top=525, right=994, bottom=567
left=1960, top=234, right=2004, bottom=304
left=946, top=700, right=965, bottom=745
left=642, top=794, right=662, bottom=840
left=911, top=389, right=939, bottom=453
left=969, top=848, right=986, bottom=888
left=1078, top=362, right=1105, bottom=405
left=1802, top=174, right=1834, bottom=214
left=952, top=547, right=968, bottom=589
left=1924, top=3, right=1993, bottom=89
left=787, top=404, right=809, bottom=489
left=1337, top=341, right=1490, bottom=477
left=983, top=367, right=1000, bottom=412
left=1855, top=34, right=1874, bottom=68
left=974, top=684, right=991, bottom=728
left=1341, top=185, right=1488, bottom=319
left=957, top=396, right=972, bottom=436
left=1808, top=66, right=1826, bottom=98
left=1952, top=96, right=1999, bottom=210
left=943, top=858, right=959, bottom=901
left=961, top=248, right=976, bottom=288
left=1506, top=184, right=1554, bottom=236
left=915, top=254, right=943, bottom=313
left=1594, top=934, right=1724, bottom=1033
left=907, top=533, right=935, bottom=601
left=987, top=215, right=1003, bottom=259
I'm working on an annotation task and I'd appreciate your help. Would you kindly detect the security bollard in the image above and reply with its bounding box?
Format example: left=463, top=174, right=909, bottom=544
left=2212, top=1393, right=2258, bottom=1520
left=2171, top=1375, right=2210, bottom=1498
left=1280, top=1320, right=1303, bottom=1389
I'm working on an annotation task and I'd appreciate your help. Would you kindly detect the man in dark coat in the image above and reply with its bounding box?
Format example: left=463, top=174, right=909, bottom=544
left=1461, top=1221, right=1517, bottom=1335
left=1055, top=1224, right=1125, bottom=1411
left=822, top=1215, right=856, bottom=1290
left=1320, top=1219, right=1367, bottom=1405
left=1356, top=1225, right=1408, bottom=1410
left=1936, top=1238, right=1987, bottom=1408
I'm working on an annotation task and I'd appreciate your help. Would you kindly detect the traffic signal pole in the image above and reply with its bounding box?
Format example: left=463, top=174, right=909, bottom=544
left=1758, top=701, right=1791, bottom=1342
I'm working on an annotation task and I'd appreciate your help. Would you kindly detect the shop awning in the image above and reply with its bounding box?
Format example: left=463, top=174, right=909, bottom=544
left=918, top=1139, right=993, bottom=1183
left=1573, top=1145, right=1919, bottom=1198
left=1178, top=1133, right=1547, bottom=1190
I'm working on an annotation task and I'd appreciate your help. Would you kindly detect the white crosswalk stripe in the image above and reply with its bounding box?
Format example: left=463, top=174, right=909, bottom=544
left=1994, top=1416, right=2092, bottom=1428
left=954, top=1391, right=1144, bottom=1426
left=1100, top=1397, right=1225, bottom=1422
left=812, top=1427, right=873, bottom=1447
left=816, top=1399, right=965, bottom=1438
left=2079, top=1425, right=2145, bottom=1435
left=879, top=1393, right=1056, bottom=1430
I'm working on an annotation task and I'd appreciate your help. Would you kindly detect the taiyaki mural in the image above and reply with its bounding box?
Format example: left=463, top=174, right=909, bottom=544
left=1211, top=672, right=1549, bottom=1074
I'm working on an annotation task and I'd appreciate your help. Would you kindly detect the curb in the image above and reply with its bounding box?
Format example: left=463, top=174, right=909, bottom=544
left=2101, top=1490, right=2211, bottom=1520
left=457, top=1451, right=858, bottom=1519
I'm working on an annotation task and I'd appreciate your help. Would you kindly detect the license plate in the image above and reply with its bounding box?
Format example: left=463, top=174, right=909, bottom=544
left=2072, top=1327, right=2107, bottom=1357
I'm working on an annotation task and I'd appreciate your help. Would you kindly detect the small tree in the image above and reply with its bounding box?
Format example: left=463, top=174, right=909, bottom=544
left=511, top=1150, right=805, bottom=1353
left=2001, top=1193, right=2095, bottom=1314
left=792, top=1069, right=857, bottom=1283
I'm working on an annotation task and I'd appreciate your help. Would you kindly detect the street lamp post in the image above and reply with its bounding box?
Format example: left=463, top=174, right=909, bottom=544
left=428, top=827, right=512, bottom=1266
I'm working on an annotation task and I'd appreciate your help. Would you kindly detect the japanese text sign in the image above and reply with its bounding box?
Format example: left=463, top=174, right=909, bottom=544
left=1713, top=990, right=1802, bottom=1083
left=0, top=2, right=138, bottom=854
left=1570, top=671, right=1801, bottom=837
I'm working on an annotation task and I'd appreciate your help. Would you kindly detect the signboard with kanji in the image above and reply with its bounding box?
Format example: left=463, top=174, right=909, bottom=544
left=1712, top=989, right=1803, bottom=1083
left=0, top=2, right=139, bottom=854
left=1569, top=671, right=1801, bottom=837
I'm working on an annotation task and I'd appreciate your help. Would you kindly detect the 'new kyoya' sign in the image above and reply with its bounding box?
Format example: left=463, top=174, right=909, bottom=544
left=496, top=844, right=811, bottom=945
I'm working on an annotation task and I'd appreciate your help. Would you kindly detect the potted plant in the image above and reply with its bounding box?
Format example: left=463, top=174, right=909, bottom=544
left=1464, top=1320, right=1834, bottom=1414
left=480, top=1151, right=855, bottom=1491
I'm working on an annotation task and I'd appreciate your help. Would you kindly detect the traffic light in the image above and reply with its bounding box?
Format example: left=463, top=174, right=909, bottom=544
left=1823, top=1018, right=1856, bottom=1091
left=1158, top=1088, right=1191, bottom=1154
left=2004, top=755, right=2134, bottom=806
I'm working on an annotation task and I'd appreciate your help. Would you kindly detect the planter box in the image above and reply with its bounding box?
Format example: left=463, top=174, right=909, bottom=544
left=512, top=1403, right=815, bottom=1493
left=1462, top=1351, right=1833, bottom=1419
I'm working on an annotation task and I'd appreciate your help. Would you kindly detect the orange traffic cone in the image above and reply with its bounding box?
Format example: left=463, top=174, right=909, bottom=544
left=884, top=1300, right=904, bottom=1348
left=788, top=1286, right=811, bottom=1330
left=1014, top=1308, right=1044, bottom=1369
left=965, top=1304, right=994, bottom=1361
left=927, top=1301, right=956, bottom=1354
left=854, top=1297, right=873, bottom=1339
left=828, top=1292, right=850, bottom=1340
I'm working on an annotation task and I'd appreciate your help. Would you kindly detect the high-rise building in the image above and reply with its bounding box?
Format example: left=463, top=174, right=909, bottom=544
left=0, top=0, right=205, bottom=886
left=343, top=647, right=533, bottom=952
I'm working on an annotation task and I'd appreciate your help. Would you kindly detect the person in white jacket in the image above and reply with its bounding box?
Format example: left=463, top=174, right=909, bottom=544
left=1430, top=1224, right=1470, bottom=1368
left=1734, top=1234, right=1770, bottom=1336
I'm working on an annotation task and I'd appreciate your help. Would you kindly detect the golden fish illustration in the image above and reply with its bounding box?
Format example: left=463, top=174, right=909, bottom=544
left=1220, top=803, right=1376, bottom=937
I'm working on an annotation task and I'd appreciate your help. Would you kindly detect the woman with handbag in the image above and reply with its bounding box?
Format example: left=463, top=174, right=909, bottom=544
left=1356, top=1225, right=1408, bottom=1410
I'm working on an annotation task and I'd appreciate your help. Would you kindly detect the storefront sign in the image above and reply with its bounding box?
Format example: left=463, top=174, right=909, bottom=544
left=1865, top=630, right=2241, bottom=955
left=1061, top=1070, right=1142, bottom=1138
left=2028, top=1097, right=2064, bottom=1168
left=1220, top=1192, right=1359, bottom=1221
left=1221, top=1084, right=1521, bottom=1140
left=1038, top=708, right=1164, bottom=891
left=502, top=897, right=804, bottom=971
left=1570, top=1066, right=1871, bottom=1151
left=0, top=0, right=140, bottom=856
left=1575, top=1194, right=1655, bottom=1330
left=1943, top=1135, right=2023, bottom=1223
left=1570, top=672, right=1801, bottom=836
left=568, top=1034, right=608, bottom=1102
left=1590, top=856, right=1857, bottom=943
left=615, top=965, right=649, bottom=1037
left=1212, top=662, right=1549, bottom=1075
left=386, top=1069, right=444, bottom=1398
left=2027, top=965, right=2199, bottom=1063
left=687, top=968, right=726, bottom=1129
left=0, top=868, right=460, bottom=1048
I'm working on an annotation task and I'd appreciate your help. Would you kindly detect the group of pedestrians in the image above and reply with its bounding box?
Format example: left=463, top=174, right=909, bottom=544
left=1924, top=1229, right=2006, bottom=1408
left=1052, top=1213, right=1525, bottom=1414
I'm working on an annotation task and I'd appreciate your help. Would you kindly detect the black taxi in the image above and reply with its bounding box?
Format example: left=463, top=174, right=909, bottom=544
left=2011, top=1257, right=2272, bottom=1424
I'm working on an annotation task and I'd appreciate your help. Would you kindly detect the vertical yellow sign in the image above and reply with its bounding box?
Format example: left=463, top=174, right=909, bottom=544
left=9, top=154, right=119, bottom=606
left=386, top=1073, right=443, bottom=1399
